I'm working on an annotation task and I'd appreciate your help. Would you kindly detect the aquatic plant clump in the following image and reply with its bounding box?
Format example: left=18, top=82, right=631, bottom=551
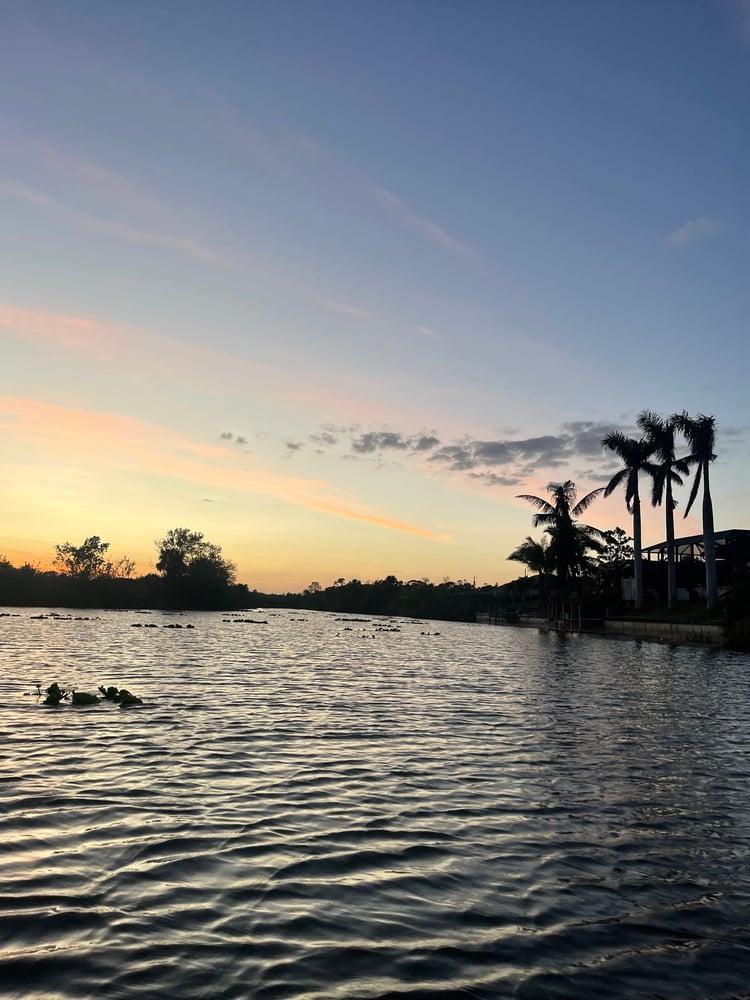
left=38, top=682, right=143, bottom=707
left=98, top=685, right=143, bottom=706
left=43, top=682, right=67, bottom=706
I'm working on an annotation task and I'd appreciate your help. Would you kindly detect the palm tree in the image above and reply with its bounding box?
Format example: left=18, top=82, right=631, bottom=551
left=672, top=411, right=719, bottom=610
left=601, top=432, right=654, bottom=610
left=507, top=535, right=554, bottom=615
left=516, top=480, right=605, bottom=605
left=507, top=535, right=553, bottom=577
left=637, top=411, right=689, bottom=611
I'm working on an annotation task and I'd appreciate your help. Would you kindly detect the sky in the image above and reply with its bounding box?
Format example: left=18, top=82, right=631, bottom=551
left=1, top=0, right=748, bottom=592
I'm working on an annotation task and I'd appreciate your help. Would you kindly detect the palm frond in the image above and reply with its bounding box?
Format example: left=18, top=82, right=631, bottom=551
left=516, top=494, right=554, bottom=514
left=603, top=467, right=628, bottom=497
left=572, top=487, right=604, bottom=517
left=683, top=462, right=703, bottom=517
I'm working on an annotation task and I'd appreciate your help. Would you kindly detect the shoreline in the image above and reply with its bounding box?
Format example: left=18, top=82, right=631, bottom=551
left=477, top=613, right=730, bottom=648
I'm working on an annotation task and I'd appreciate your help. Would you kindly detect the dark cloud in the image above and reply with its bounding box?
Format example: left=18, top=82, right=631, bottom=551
left=429, top=434, right=574, bottom=472
left=310, top=431, right=338, bottom=446
left=429, top=443, right=476, bottom=471
left=467, top=471, right=520, bottom=487
left=299, top=418, right=640, bottom=485
left=352, top=431, right=411, bottom=453
left=561, top=421, right=633, bottom=458
left=286, top=441, right=304, bottom=453
left=220, top=431, right=249, bottom=447
left=412, top=434, right=440, bottom=452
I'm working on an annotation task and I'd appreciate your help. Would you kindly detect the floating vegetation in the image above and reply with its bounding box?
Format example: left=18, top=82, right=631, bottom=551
left=37, top=682, right=143, bottom=707
left=98, top=685, right=143, bottom=706
left=43, top=682, right=67, bottom=706
left=29, top=613, right=100, bottom=621
left=72, top=691, right=100, bottom=705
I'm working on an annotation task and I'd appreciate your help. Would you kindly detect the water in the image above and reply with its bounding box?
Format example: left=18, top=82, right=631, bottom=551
left=2, top=608, right=750, bottom=999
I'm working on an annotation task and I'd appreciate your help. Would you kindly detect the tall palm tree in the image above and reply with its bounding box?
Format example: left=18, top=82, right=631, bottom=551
left=601, top=432, right=654, bottom=610
left=672, top=411, right=719, bottom=610
left=637, top=411, right=689, bottom=611
left=516, top=480, right=605, bottom=592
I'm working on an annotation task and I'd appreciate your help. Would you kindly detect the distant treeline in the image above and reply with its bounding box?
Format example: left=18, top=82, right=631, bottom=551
left=0, top=557, right=492, bottom=621
left=0, top=561, right=253, bottom=611
left=249, top=576, right=493, bottom=621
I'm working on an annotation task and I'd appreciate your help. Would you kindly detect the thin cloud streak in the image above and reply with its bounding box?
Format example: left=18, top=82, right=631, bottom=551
left=315, top=297, right=373, bottom=319
left=0, top=178, right=230, bottom=266
left=225, top=117, right=477, bottom=259
left=371, top=186, right=476, bottom=258
left=668, top=217, right=725, bottom=246
left=1, top=396, right=445, bottom=542
left=0, top=301, right=442, bottom=429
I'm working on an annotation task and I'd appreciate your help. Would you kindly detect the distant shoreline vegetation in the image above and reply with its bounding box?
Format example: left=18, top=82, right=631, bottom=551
left=0, top=528, right=493, bottom=620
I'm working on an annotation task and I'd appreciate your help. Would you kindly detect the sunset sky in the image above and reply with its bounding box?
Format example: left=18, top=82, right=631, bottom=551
left=1, top=1, right=748, bottom=592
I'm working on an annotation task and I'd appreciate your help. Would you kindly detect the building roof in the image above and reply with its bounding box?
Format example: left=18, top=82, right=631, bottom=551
left=642, top=528, right=750, bottom=556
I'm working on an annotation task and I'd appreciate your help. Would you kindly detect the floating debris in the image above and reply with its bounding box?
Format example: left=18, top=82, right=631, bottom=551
left=71, top=691, right=100, bottom=705
left=98, top=685, right=143, bottom=706
left=42, top=682, right=67, bottom=706
left=36, top=681, right=144, bottom=707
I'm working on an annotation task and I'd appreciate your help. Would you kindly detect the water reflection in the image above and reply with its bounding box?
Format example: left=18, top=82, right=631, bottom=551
left=1, top=609, right=750, bottom=999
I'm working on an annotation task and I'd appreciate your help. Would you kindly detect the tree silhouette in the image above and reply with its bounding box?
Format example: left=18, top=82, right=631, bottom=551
left=155, top=528, right=236, bottom=607
left=602, top=432, right=654, bottom=609
left=516, top=481, right=605, bottom=601
left=54, top=536, right=111, bottom=581
left=507, top=535, right=555, bottom=614
left=672, top=411, right=719, bottom=610
left=638, top=411, right=689, bottom=611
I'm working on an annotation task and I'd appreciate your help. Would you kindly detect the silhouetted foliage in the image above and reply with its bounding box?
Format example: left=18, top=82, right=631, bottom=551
left=639, top=411, right=689, bottom=611
left=602, top=431, right=653, bottom=610
left=595, top=527, right=634, bottom=605
left=515, top=481, right=605, bottom=598
left=672, top=411, right=720, bottom=610
left=155, top=528, right=236, bottom=609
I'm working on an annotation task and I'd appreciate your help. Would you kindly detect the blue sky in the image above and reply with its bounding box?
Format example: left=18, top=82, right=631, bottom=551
left=1, top=1, right=747, bottom=590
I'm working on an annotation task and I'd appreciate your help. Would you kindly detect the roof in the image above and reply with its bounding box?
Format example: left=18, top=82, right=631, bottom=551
left=641, top=528, right=750, bottom=555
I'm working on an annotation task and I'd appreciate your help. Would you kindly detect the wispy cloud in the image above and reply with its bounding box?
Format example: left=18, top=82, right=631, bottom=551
left=369, top=186, right=476, bottom=258
left=0, top=301, right=441, bottom=430
left=225, top=117, right=477, bottom=259
left=315, top=297, right=372, bottom=320
left=668, top=216, right=725, bottom=246
left=1, top=396, right=446, bottom=541
left=415, top=325, right=445, bottom=341
left=0, top=178, right=230, bottom=265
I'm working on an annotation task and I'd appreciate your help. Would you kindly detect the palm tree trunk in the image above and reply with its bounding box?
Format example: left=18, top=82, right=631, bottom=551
left=633, top=493, right=644, bottom=610
left=702, top=461, right=719, bottom=610
left=665, top=477, right=677, bottom=611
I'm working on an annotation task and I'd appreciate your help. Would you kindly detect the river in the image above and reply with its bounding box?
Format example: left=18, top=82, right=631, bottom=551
left=2, top=607, right=750, bottom=998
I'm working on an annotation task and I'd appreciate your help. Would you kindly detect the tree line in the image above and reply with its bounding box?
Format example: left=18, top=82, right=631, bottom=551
left=0, top=526, right=497, bottom=619
left=508, top=410, right=721, bottom=615
left=0, top=528, right=250, bottom=611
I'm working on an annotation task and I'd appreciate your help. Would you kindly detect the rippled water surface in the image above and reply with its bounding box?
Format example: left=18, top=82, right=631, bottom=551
left=2, top=608, right=750, bottom=999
